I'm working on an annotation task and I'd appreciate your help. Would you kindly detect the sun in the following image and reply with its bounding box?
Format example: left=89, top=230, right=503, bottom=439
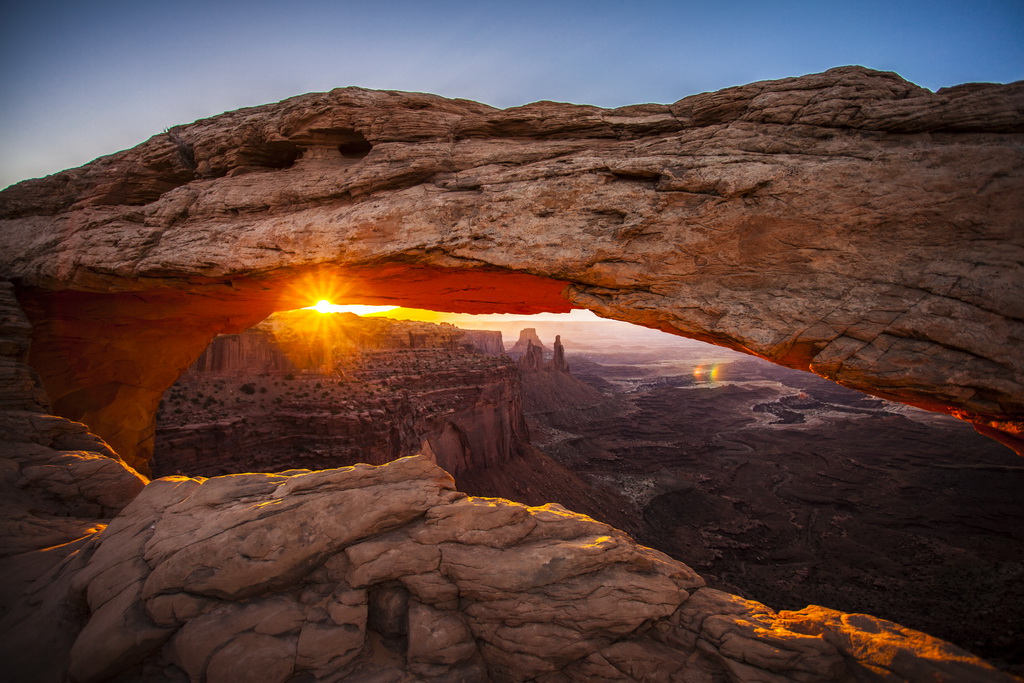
left=305, top=300, right=398, bottom=316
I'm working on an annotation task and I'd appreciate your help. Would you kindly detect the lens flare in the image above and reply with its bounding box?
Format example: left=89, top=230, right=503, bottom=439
left=694, top=363, right=722, bottom=383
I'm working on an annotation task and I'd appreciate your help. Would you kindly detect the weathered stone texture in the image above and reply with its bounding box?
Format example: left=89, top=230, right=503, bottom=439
left=2, top=455, right=1015, bottom=682
left=0, top=66, right=1020, bottom=463
left=0, top=67, right=1022, bottom=681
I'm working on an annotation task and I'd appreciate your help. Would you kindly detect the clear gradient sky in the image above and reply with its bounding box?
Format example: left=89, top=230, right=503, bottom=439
left=2, top=0, right=1021, bottom=189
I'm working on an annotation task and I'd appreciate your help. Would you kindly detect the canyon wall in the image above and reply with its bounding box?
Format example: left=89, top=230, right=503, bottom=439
left=461, top=329, right=505, bottom=355
left=183, top=314, right=503, bottom=376
left=1, top=66, right=1021, bottom=468
left=156, top=312, right=527, bottom=478
left=0, top=281, right=147, bottom=651
left=185, top=328, right=295, bottom=375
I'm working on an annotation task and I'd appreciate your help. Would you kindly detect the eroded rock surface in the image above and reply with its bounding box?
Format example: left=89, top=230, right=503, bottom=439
left=3, top=454, right=1014, bottom=682
left=154, top=311, right=530, bottom=477
left=0, top=280, right=146, bottom=636
left=1, top=66, right=1022, bottom=680
left=0, top=66, right=1021, bottom=466
left=0, top=282, right=145, bottom=533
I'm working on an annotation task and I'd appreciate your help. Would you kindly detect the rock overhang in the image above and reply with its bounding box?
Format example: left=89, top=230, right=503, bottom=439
left=0, top=65, right=1022, bottom=468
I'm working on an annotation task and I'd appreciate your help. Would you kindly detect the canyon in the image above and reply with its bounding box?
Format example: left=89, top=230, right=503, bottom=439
left=517, top=327, right=1024, bottom=672
left=153, top=311, right=520, bottom=478
left=0, top=66, right=1022, bottom=681
left=155, top=312, right=1024, bottom=671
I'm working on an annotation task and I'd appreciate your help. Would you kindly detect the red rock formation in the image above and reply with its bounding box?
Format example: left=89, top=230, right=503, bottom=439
left=1, top=65, right=1023, bottom=682
left=1, top=67, right=1021, bottom=461
left=459, top=328, right=504, bottom=355
left=517, top=332, right=617, bottom=431
left=509, top=328, right=549, bottom=357
left=156, top=352, right=530, bottom=478
left=185, top=328, right=295, bottom=375
left=517, top=339, right=545, bottom=373
left=551, top=334, right=569, bottom=373
left=155, top=312, right=528, bottom=478
left=0, top=282, right=145, bottom=631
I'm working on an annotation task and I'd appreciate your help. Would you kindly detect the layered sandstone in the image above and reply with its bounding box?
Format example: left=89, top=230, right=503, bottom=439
left=462, top=329, right=504, bottom=355
left=1, top=66, right=1020, bottom=466
left=156, top=314, right=642, bottom=534
left=0, top=282, right=146, bottom=629
left=185, top=327, right=294, bottom=375
left=509, top=328, right=549, bottom=358
left=155, top=311, right=528, bottom=478
left=0, top=283, right=145, bottom=532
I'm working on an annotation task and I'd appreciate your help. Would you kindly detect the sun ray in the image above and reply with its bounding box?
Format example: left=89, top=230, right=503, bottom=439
left=305, top=300, right=397, bottom=315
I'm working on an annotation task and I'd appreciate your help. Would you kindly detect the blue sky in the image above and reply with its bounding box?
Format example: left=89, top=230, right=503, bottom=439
left=2, top=0, right=1021, bottom=189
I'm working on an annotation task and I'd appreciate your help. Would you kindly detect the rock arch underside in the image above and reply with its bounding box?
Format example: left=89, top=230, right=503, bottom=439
left=0, top=66, right=1022, bottom=681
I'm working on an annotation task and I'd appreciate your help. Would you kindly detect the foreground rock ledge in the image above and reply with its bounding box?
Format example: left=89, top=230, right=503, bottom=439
left=3, top=455, right=1015, bottom=683
left=0, top=285, right=1015, bottom=681
left=1, top=65, right=1022, bottom=468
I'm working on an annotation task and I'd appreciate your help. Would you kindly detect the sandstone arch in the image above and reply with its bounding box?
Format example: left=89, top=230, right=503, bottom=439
left=1, top=66, right=1022, bottom=474
left=2, top=67, right=1023, bottom=682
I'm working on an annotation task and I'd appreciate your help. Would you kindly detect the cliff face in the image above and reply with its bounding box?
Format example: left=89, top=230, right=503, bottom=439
left=155, top=312, right=526, bottom=477
left=185, top=328, right=295, bottom=375
left=460, top=329, right=504, bottom=355
left=0, top=282, right=146, bottom=636
left=184, top=313, right=504, bottom=377
left=3, top=67, right=1020, bottom=466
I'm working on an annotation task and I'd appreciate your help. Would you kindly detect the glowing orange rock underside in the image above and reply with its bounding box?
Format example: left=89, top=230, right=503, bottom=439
left=18, top=265, right=572, bottom=473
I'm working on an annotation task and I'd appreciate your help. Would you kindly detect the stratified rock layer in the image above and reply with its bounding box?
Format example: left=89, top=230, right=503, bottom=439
left=0, top=66, right=1021, bottom=466
left=0, top=282, right=145, bottom=547
left=509, top=328, right=549, bottom=357
left=154, top=312, right=530, bottom=478
left=0, top=281, right=146, bottom=652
